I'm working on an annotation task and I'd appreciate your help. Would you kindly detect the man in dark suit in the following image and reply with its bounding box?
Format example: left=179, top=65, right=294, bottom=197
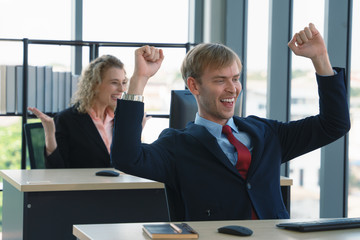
left=111, top=23, right=350, bottom=220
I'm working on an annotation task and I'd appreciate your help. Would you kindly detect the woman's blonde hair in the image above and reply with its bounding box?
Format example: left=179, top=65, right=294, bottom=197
left=71, top=55, right=124, bottom=113
left=181, top=43, right=242, bottom=86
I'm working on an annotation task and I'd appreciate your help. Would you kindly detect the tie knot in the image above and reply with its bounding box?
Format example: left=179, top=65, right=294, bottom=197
left=222, top=125, right=232, bottom=135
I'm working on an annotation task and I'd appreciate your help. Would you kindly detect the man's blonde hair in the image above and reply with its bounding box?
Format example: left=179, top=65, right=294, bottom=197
left=181, top=43, right=242, bottom=86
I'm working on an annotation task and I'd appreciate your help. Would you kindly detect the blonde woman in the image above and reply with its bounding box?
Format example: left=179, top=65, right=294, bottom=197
left=29, top=55, right=131, bottom=168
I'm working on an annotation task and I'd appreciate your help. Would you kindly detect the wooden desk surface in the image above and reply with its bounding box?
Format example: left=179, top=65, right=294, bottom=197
left=280, top=175, right=292, bottom=186
left=73, top=219, right=360, bottom=240
left=0, top=168, right=291, bottom=192
left=0, top=168, right=164, bottom=192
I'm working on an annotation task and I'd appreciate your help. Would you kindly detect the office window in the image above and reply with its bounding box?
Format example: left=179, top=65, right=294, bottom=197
left=0, top=0, right=72, bottom=169
left=0, top=0, right=71, bottom=67
left=83, top=0, right=188, bottom=43
left=289, top=0, right=325, bottom=219
left=83, top=0, right=189, bottom=142
left=0, top=0, right=71, bottom=40
left=348, top=0, right=360, bottom=218
left=245, top=0, right=269, bottom=117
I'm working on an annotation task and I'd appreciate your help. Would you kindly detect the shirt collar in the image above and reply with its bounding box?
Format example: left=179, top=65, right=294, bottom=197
left=194, top=113, right=237, bottom=138
left=88, top=107, right=114, bottom=122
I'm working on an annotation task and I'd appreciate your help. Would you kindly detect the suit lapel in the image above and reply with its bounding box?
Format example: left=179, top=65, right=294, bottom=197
left=71, top=108, right=110, bottom=158
left=185, top=123, right=243, bottom=178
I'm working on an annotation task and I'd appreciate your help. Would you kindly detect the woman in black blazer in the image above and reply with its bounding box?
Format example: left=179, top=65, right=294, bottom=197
left=29, top=55, right=132, bottom=168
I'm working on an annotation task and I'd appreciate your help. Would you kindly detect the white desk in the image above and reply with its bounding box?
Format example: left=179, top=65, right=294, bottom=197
left=73, top=219, right=360, bottom=240
left=0, top=169, right=292, bottom=240
left=0, top=168, right=168, bottom=240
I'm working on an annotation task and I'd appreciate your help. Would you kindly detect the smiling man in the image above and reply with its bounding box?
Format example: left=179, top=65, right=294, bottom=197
left=111, top=23, right=350, bottom=221
left=184, top=43, right=243, bottom=125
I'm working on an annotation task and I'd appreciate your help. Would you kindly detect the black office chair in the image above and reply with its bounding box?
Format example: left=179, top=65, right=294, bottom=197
left=24, top=122, right=46, bottom=169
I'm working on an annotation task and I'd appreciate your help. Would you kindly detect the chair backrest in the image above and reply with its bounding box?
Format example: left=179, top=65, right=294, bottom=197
left=169, top=90, right=198, bottom=129
left=24, top=122, right=46, bottom=169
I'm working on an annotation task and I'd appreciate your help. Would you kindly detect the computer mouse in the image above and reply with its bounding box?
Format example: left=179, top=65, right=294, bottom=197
left=218, top=225, right=253, bottom=236
left=95, top=170, right=120, bottom=177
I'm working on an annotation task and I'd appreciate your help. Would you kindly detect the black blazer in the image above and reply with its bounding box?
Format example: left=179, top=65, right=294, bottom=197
left=46, top=106, right=111, bottom=168
left=111, top=68, right=350, bottom=221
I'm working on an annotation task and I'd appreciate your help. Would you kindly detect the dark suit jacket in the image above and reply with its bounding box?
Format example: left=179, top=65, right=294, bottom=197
left=111, top=68, right=350, bottom=221
left=46, top=106, right=111, bottom=168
